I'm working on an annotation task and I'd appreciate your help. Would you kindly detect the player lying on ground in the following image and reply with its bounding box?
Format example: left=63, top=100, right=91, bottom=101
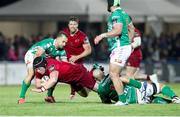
left=31, top=56, right=150, bottom=103
left=92, top=65, right=180, bottom=104
left=18, top=32, right=68, bottom=104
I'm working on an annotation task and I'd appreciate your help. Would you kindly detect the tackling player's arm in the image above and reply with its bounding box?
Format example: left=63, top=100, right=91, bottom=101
left=55, top=50, right=68, bottom=62
left=34, top=47, right=45, bottom=58
left=56, top=56, right=68, bottom=62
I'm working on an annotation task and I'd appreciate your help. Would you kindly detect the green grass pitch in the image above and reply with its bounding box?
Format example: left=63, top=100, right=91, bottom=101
left=0, top=84, right=180, bottom=116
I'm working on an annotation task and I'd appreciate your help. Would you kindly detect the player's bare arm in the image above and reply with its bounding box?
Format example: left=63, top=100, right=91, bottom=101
left=69, top=44, right=91, bottom=63
left=32, top=71, right=59, bottom=93
left=128, top=22, right=135, bottom=40
left=35, top=78, right=42, bottom=89
left=94, top=23, right=122, bottom=44
left=34, top=47, right=45, bottom=58
left=55, top=56, right=68, bottom=62
left=69, top=36, right=92, bottom=63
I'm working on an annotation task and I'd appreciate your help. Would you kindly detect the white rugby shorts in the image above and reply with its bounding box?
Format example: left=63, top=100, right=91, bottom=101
left=110, top=45, right=131, bottom=67
left=24, top=51, right=34, bottom=68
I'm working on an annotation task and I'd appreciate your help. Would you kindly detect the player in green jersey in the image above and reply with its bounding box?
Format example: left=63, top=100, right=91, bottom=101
left=18, top=32, right=68, bottom=104
left=94, top=0, right=135, bottom=106
left=92, top=64, right=180, bottom=104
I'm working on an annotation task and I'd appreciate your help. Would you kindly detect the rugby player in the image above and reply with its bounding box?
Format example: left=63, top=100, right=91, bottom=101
left=18, top=32, right=68, bottom=104
left=63, top=16, right=92, bottom=99
left=94, top=0, right=134, bottom=105
left=94, top=67, right=180, bottom=104
left=63, top=16, right=91, bottom=64
left=32, top=56, right=97, bottom=97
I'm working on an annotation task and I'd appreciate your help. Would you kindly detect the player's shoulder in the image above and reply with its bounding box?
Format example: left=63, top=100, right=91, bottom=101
left=77, top=30, right=87, bottom=37
left=113, top=8, right=128, bottom=16
left=112, top=8, right=121, bottom=14
left=41, top=38, right=54, bottom=43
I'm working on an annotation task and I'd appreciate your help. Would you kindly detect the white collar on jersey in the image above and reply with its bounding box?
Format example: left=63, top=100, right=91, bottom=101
left=111, top=7, right=121, bottom=13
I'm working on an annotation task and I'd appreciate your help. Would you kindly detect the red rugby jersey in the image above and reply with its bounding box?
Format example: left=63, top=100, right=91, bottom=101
left=63, top=28, right=89, bottom=64
left=35, top=58, right=96, bottom=89
left=35, top=58, right=86, bottom=83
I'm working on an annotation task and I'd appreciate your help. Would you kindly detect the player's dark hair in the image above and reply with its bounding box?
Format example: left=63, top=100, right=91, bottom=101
left=33, top=56, right=47, bottom=69
left=107, top=0, right=120, bottom=12
left=69, top=16, right=79, bottom=23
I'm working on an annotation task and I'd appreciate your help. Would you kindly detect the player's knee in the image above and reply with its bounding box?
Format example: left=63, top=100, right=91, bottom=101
left=25, top=74, right=34, bottom=83
left=78, top=92, right=88, bottom=97
left=77, top=89, right=89, bottom=97
left=81, top=93, right=88, bottom=97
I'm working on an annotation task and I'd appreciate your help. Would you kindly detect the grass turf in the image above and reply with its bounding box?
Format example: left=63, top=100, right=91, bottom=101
left=0, top=84, right=180, bottom=116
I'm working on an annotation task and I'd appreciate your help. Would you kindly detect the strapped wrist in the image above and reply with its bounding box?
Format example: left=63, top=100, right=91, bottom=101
left=41, top=86, right=46, bottom=92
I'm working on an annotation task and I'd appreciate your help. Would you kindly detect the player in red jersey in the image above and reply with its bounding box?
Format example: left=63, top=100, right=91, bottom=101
left=31, top=56, right=98, bottom=97
left=63, top=16, right=91, bottom=64
left=126, top=28, right=158, bottom=83
left=63, top=16, right=92, bottom=99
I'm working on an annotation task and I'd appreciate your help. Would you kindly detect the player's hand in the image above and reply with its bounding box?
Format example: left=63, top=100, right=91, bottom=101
left=31, top=88, right=43, bottom=93
left=70, top=94, right=76, bottom=100
left=69, top=55, right=79, bottom=63
left=94, top=35, right=103, bottom=45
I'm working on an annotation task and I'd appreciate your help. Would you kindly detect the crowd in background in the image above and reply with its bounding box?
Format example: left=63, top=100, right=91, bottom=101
left=0, top=31, right=180, bottom=62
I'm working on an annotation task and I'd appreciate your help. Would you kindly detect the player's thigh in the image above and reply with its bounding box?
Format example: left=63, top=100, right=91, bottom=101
left=24, top=51, right=34, bottom=67
left=77, top=87, right=89, bottom=97
left=71, top=84, right=89, bottom=97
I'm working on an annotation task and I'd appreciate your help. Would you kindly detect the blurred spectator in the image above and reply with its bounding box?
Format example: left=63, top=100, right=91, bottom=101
left=0, top=31, right=180, bottom=62
left=0, top=32, right=8, bottom=60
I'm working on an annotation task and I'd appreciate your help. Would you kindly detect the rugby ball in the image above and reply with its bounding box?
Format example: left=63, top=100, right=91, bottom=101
left=41, top=76, right=50, bottom=82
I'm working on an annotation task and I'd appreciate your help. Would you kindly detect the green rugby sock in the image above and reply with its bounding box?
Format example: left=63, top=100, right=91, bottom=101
left=19, top=80, right=30, bottom=98
left=128, top=79, right=142, bottom=89
left=47, top=87, right=54, bottom=97
left=118, top=93, right=126, bottom=103
left=161, top=85, right=176, bottom=99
